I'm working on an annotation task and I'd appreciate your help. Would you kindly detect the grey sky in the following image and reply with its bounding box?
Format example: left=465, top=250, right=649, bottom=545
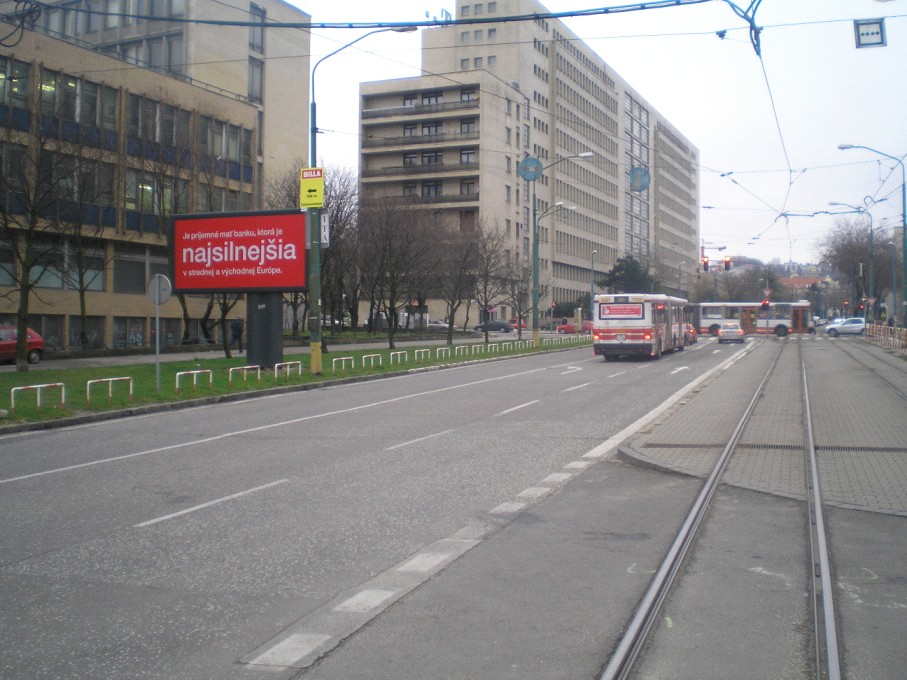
left=291, top=0, right=906, bottom=266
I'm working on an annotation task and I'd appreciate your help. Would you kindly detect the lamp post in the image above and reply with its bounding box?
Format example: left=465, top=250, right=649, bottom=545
left=308, top=27, right=416, bottom=374
left=519, top=152, right=593, bottom=346
left=677, top=262, right=687, bottom=297
left=839, top=144, right=906, bottom=328
left=590, top=250, right=598, bottom=322
left=829, top=201, right=875, bottom=321
left=889, top=242, right=898, bottom=324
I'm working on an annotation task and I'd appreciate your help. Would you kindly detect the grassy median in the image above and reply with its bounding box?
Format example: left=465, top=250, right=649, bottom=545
left=0, top=336, right=591, bottom=426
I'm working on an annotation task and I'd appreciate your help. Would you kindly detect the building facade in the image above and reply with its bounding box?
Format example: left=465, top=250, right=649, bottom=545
left=12, top=0, right=310, bottom=189
left=361, top=0, right=699, bottom=323
left=1, top=28, right=259, bottom=349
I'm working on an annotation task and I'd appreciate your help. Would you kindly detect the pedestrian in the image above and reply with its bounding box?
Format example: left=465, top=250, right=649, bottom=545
left=230, top=318, right=244, bottom=352
left=888, top=316, right=895, bottom=328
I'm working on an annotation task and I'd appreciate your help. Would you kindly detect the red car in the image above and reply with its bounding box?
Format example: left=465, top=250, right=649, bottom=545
left=556, top=320, right=594, bottom=334
left=509, top=318, right=527, bottom=329
left=0, top=325, right=46, bottom=364
left=685, top=324, right=698, bottom=345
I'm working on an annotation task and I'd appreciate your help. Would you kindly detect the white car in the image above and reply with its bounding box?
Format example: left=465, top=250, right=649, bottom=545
left=825, top=317, right=866, bottom=337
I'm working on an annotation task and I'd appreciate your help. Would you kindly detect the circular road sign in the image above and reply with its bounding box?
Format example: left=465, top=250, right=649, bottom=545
left=147, top=274, right=172, bottom=306
left=517, top=156, right=543, bottom=181
left=629, top=166, right=651, bottom=192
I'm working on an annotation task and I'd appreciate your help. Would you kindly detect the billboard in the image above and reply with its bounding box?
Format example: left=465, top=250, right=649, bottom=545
left=172, top=210, right=307, bottom=293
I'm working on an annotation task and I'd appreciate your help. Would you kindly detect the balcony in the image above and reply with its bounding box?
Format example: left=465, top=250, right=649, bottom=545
left=361, top=162, right=480, bottom=178
left=362, top=99, right=479, bottom=120
left=362, top=131, right=480, bottom=149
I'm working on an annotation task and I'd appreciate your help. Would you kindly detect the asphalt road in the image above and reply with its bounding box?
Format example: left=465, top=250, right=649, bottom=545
left=0, top=337, right=741, bottom=679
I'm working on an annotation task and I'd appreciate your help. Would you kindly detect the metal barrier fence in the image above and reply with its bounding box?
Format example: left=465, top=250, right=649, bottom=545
left=865, top=324, right=907, bottom=352
left=86, top=377, right=133, bottom=408
left=10, top=383, right=66, bottom=413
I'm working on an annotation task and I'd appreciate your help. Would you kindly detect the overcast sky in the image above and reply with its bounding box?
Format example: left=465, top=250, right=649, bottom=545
left=287, top=0, right=906, bottom=266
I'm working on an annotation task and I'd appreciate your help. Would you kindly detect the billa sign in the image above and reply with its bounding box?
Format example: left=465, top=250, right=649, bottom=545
left=172, top=210, right=307, bottom=293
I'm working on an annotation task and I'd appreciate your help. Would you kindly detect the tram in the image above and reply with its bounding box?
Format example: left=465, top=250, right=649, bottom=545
left=592, top=293, right=689, bottom=361
left=697, top=301, right=813, bottom=337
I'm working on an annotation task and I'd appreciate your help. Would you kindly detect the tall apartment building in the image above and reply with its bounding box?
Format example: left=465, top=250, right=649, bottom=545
left=1, top=26, right=259, bottom=349
left=360, top=0, right=699, bottom=323
left=14, top=0, right=310, bottom=190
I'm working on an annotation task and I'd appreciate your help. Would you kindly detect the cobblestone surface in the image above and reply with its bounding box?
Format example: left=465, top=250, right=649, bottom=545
left=621, top=336, right=907, bottom=516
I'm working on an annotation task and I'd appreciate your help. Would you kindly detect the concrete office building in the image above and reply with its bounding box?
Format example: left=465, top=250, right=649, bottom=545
left=0, top=27, right=259, bottom=349
left=360, top=0, right=699, bottom=324
left=12, top=0, right=310, bottom=189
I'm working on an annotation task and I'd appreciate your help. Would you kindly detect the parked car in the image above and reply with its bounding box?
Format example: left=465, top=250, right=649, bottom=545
left=717, top=321, right=745, bottom=344
left=685, top=324, right=698, bottom=345
left=556, top=320, right=594, bottom=334
left=473, top=320, right=514, bottom=333
left=0, top=325, right=46, bottom=364
left=825, top=317, right=866, bottom=337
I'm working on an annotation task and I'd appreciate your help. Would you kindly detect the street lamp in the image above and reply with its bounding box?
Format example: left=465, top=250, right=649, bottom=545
left=308, top=26, right=416, bottom=374
left=590, top=250, right=598, bottom=322
left=519, top=151, right=593, bottom=346
left=839, top=144, right=906, bottom=328
left=889, top=242, right=898, bottom=325
left=829, top=200, right=876, bottom=321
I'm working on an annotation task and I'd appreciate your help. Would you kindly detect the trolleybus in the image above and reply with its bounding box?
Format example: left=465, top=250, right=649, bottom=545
left=592, top=294, right=690, bottom=361
left=697, top=301, right=813, bottom=337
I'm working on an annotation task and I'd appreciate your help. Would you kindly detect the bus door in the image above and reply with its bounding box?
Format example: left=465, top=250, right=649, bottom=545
left=740, top=307, right=758, bottom=334
left=792, top=307, right=809, bottom=332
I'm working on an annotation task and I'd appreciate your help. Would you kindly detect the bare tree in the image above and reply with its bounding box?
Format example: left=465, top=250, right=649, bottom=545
left=471, top=222, right=511, bottom=342
left=357, top=199, right=433, bottom=349
left=0, top=108, right=77, bottom=370
left=502, top=256, right=533, bottom=340
left=432, top=229, right=478, bottom=344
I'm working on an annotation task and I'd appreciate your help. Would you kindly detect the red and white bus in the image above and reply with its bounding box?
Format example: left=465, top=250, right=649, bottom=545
left=592, top=294, right=690, bottom=360
left=697, top=301, right=813, bottom=337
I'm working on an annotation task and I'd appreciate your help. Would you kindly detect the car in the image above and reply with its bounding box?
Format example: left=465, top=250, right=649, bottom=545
left=717, top=321, right=745, bottom=344
left=685, top=324, right=698, bottom=345
left=556, top=320, right=594, bottom=334
left=0, top=325, right=46, bottom=364
left=509, top=318, right=527, bottom=329
left=473, top=320, right=514, bottom=333
left=825, top=317, right=866, bottom=337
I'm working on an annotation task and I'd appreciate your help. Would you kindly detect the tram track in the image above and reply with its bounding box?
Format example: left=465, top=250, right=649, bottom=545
left=824, top=337, right=907, bottom=401
left=601, top=340, right=843, bottom=680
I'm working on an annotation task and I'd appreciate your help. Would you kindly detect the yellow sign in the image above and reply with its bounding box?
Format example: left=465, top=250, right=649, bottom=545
left=300, top=167, right=325, bottom=209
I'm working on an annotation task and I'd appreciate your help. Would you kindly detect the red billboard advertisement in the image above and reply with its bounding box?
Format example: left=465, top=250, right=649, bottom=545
left=172, top=210, right=307, bottom=293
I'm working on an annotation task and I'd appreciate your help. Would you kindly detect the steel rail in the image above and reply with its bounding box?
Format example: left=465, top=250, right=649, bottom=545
left=599, top=344, right=786, bottom=680
left=801, top=346, right=842, bottom=680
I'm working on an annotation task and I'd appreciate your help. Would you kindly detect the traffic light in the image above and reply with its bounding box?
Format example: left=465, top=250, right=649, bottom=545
left=723, top=255, right=732, bottom=271
left=702, top=256, right=710, bottom=272
left=761, top=299, right=770, bottom=311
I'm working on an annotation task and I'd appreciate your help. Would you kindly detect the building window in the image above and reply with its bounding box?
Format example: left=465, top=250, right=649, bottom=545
left=248, top=57, right=264, bottom=102
left=422, top=91, right=442, bottom=105
left=403, top=184, right=417, bottom=197
left=488, top=28, right=497, bottom=39
left=460, top=59, right=469, bottom=70
left=475, top=3, right=483, bottom=14
left=473, top=57, right=483, bottom=68
left=461, top=31, right=470, bottom=43
left=403, top=124, right=417, bottom=136
left=421, top=181, right=442, bottom=197
left=460, top=118, right=476, bottom=133
left=460, top=179, right=477, bottom=195
left=249, top=4, right=265, bottom=53
left=403, top=153, right=417, bottom=166
left=488, top=55, right=497, bottom=65
left=505, top=185, right=511, bottom=202
left=474, top=30, right=483, bottom=41
left=461, top=5, right=470, bottom=16
left=461, top=89, right=477, bottom=101
left=505, top=127, right=511, bottom=144
left=422, top=122, right=442, bottom=135
left=403, top=94, right=416, bottom=107
left=460, top=148, right=476, bottom=164
left=489, top=1, right=497, bottom=12
left=422, top=151, right=442, bottom=165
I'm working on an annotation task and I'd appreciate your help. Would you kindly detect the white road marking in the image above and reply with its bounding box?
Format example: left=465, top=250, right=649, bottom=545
left=517, top=486, right=552, bottom=499
left=490, top=502, right=526, bottom=514
left=564, top=460, right=593, bottom=470
left=671, top=366, right=690, bottom=374
left=495, top=400, right=539, bottom=416
left=541, top=473, right=573, bottom=484
left=398, top=552, right=453, bottom=573
left=333, top=589, right=397, bottom=613
left=0, top=365, right=551, bottom=485
left=560, top=366, right=582, bottom=374
left=608, top=372, right=627, bottom=378
left=247, top=633, right=331, bottom=667
left=134, top=479, right=288, bottom=527
left=386, top=429, right=454, bottom=451
left=562, top=382, right=591, bottom=392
